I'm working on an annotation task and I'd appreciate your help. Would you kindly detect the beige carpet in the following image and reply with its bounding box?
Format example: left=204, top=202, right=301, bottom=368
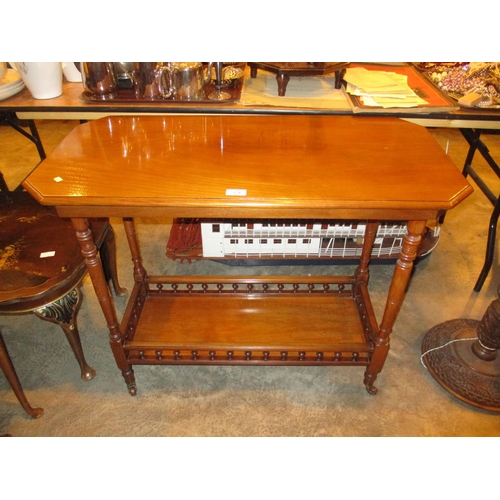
left=1, top=119, right=500, bottom=436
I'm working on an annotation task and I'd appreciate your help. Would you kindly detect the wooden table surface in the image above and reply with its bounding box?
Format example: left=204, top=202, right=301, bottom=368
left=23, top=114, right=473, bottom=221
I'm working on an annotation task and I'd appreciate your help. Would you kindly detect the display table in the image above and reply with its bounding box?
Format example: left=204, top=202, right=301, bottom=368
left=23, top=115, right=472, bottom=396
left=2, top=73, right=500, bottom=121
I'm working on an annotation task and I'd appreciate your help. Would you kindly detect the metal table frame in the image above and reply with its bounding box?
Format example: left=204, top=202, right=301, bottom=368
left=459, top=128, right=500, bottom=291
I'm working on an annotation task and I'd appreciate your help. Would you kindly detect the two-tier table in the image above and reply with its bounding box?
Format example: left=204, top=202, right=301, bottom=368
left=23, top=115, right=473, bottom=396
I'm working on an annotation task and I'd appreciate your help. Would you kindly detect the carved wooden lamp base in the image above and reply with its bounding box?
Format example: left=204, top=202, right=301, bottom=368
left=421, top=318, right=500, bottom=412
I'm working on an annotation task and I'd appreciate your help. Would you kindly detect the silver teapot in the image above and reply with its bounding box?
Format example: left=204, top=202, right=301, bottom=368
left=157, top=62, right=211, bottom=100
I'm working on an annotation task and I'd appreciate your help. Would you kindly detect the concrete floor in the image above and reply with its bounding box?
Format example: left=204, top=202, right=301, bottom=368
left=0, top=118, right=499, bottom=437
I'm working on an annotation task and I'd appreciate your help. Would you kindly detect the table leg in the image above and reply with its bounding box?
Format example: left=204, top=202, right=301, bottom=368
left=335, top=68, right=346, bottom=89
left=355, top=221, right=379, bottom=284
left=27, top=120, right=46, bottom=161
left=276, top=72, right=290, bottom=96
left=34, top=287, right=96, bottom=381
left=122, top=217, right=147, bottom=283
left=1, top=114, right=46, bottom=162
left=0, top=330, right=44, bottom=418
left=99, top=222, right=128, bottom=297
left=475, top=199, right=500, bottom=292
left=364, top=219, right=427, bottom=395
left=459, top=129, right=500, bottom=292
left=71, top=217, right=137, bottom=395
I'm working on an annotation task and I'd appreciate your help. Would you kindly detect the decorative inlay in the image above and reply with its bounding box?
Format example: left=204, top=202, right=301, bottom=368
left=35, top=288, right=79, bottom=325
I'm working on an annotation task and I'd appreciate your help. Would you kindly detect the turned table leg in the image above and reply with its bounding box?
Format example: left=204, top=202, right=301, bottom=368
left=0, top=330, right=44, bottom=418
left=355, top=221, right=379, bottom=284
left=364, top=220, right=427, bottom=394
left=122, top=217, right=147, bottom=283
left=71, top=217, right=137, bottom=395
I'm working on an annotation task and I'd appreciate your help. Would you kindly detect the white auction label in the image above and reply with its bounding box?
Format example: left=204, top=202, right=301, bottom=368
left=40, top=251, right=56, bottom=258
left=225, top=189, right=247, bottom=196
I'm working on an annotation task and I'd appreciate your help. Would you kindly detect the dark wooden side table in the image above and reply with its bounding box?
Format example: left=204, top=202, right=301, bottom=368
left=248, top=62, right=349, bottom=96
left=23, top=115, right=472, bottom=397
left=0, top=188, right=125, bottom=417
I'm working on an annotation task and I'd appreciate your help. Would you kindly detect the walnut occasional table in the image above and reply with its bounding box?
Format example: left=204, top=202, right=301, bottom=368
left=23, top=115, right=473, bottom=396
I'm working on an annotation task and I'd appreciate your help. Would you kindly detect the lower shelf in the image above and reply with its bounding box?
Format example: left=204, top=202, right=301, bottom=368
left=121, top=276, right=378, bottom=366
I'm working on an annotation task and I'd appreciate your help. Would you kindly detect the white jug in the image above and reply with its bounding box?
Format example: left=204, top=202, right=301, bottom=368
left=10, top=62, right=62, bottom=99
left=62, top=62, right=82, bottom=82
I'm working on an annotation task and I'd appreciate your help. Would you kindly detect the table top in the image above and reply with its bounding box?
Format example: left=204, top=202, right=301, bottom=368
left=2, top=72, right=500, bottom=123
left=0, top=191, right=107, bottom=310
left=2, top=62, right=500, bottom=127
left=22, top=115, right=473, bottom=220
left=0, top=81, right=500, bottom=122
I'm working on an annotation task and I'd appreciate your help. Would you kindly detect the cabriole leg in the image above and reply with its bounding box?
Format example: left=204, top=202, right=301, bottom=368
left=0, top=330, right=44, bottom=418
left=34, top=287, right=96, bottom=381
left=100, top=223, right=128, bottom=297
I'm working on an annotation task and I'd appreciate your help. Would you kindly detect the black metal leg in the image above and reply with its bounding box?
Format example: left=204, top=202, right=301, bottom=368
left=474, top=197, right=500, bottom=292
left=2, top=115, right=46, bottom=163
left=460, top=129, right=500, bottom=180
left=461, top=136, right=478, bottom=177
left=27, top=120, right=46, bottom=161
left=459, top=129, right=500, bottom=292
